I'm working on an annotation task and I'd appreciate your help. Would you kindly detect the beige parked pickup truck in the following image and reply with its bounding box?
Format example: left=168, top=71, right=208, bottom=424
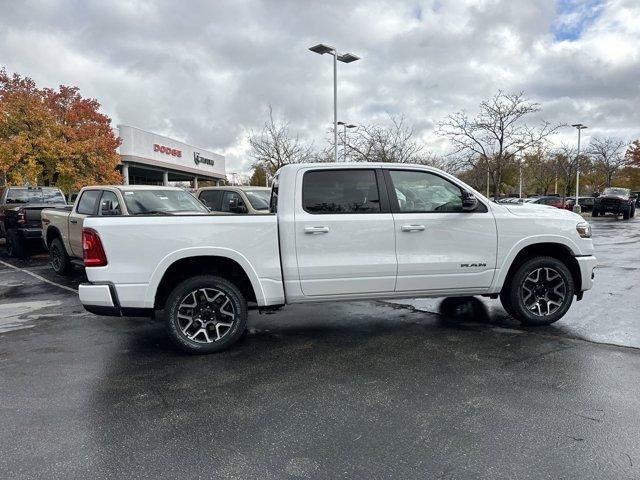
left=41, top=185, right=208, bottom=275
left=196, top=186, right=271, bottom=214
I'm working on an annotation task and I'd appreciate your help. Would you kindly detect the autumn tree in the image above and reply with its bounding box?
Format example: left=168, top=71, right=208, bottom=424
left=0, top=69, right=121, bottom=191
left=437, top=91, right=561, bottom=199
left=625, top=140, right=640, bottom=166
left=588, top=136, right=628, bottom=188
left=521, top=148, right=557, bottom=195
left=248, top=106, right=314, bottom=181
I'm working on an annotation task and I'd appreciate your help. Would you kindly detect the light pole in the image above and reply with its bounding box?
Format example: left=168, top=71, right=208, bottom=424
left=571, top=123, right=588, bottom=213
left=517, top=145, right=525, bottom=199
left=337, top=121, right=356, bottom=162
left=309, top=44, right=360, bottom=163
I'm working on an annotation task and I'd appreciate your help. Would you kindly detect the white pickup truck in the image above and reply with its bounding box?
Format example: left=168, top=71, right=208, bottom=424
left=78, top=163, right=597, bottom=354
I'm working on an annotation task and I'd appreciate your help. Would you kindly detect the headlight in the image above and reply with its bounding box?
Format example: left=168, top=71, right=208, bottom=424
left=576, top=221, right=592, bottom=238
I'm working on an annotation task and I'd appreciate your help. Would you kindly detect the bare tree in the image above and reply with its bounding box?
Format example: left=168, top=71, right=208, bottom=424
left=437, top=91, right=561, bottom=198
left=588, top=137, right=628, bottom=187
left=345, top=115, right=424, bottom=163
left=248, top=106, right=314, bottom=178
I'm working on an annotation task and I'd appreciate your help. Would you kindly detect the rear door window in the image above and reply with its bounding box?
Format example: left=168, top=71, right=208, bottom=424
left=302, top=169, right=381, bottom=214
left=98, top=191, right=122, bottom=216
left=76, top=190, right=101, bottom=215
left=199, top=190, right=223, bottom=210
left=221, top=191, right=243, bottom=212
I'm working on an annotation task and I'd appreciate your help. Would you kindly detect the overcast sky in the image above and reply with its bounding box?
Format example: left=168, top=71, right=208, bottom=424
left=1, top=0, right=638, bottom=174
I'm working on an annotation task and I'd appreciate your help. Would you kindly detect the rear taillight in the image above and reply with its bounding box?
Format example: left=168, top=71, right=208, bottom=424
left=17, top=209, right=26, bottom=225
left=82, top=228, right=108, bottom=267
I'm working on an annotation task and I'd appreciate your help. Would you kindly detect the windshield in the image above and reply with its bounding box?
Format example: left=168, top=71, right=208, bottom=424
left=602, top=187, right=629, bottom=196
left=244, top=190, right=270, bottom=210
left=122, top=189, right=208, bottom=215
left=5, top=188, right=66, bottom=204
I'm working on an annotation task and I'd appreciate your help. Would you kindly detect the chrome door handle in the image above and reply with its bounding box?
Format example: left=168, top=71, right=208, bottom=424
left=401, top=224, right=425, bottom=232
left=304, top=226, right=329, bottom=234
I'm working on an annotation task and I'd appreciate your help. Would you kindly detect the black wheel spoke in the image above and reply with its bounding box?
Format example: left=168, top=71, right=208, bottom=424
left=521, top=267, right=566, bottom=317
left=176, top=287, right=236, bottom=344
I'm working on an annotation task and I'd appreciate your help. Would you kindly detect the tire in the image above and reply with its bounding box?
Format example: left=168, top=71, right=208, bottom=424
left=591, top=209, right=598, bottom=217
left=164, top=275, right=247, bottom=354
left=499, top=289, right=518, bottom=319
left=502, top=256, right=574, bottom=326
left=631, top=205, right=636, bottom=218
left=622, top=207, right=630, bottom=220
left=6, top=229, right=26, bottom=258
left=49, top=237, right=72, bottom=276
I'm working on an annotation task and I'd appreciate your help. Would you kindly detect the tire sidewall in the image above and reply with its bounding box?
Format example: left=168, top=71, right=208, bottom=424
left=508, top=257, right=574, bottom=326
left=50, top=238, right=71, bottom=275
left=165, top=275, right=247, bottom=354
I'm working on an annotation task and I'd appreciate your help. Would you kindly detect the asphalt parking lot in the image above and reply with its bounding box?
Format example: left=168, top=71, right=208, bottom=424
left=1, top=216, right=639, bottom=479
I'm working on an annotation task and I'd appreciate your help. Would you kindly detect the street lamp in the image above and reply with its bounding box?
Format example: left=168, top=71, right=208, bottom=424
left=337, top=121, right=357, bottom=162
left=309, top=43, right=360, bottom=163
left=516, top=145, right=525, bottom=199
left=571, top=123, right=588, bottom=213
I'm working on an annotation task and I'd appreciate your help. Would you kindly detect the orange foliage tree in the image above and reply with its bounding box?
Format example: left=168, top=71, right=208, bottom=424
left=0, top=69, right=121, bottom=191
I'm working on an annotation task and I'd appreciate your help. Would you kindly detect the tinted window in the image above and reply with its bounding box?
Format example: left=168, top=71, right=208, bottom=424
left=389, top=170, right=463, bottom=213
left=98, top=191, right=122, bottom=216
left=199, top=190, right=223, bottom=210
left=76, top=190, right=101, bottom=215
left=221, top=191, right=244, bottom=212
left=5, top=188, right=65, bottom=204
left=303, top=170, right=381, bottom=214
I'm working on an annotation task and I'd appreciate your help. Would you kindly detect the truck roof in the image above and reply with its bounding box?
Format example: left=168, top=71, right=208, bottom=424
left=197, top=186, right=270, bottom=191
left=82, top=185, right=188, bottom=192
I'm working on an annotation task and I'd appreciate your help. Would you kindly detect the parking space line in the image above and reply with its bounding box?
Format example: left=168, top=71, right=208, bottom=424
left=0, top=259, right=78, bottom=294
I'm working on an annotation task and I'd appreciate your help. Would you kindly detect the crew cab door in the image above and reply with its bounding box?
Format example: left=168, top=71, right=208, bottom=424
left=294, top=168, right=396, bottom=296
left=385, top=169, right=497, bottom=293
left=69, top=189, right=102, bottom=256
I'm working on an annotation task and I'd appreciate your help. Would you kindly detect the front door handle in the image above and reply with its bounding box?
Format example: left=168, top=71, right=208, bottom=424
left=70, top=219, right=78, bottom=224
left=401, top=224, right=425, bottom=232
left=304, top=226, right=329, bottom=234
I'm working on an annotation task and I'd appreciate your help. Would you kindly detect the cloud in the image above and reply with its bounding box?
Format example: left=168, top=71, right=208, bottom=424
left=0, top=0, right=638, bottom=173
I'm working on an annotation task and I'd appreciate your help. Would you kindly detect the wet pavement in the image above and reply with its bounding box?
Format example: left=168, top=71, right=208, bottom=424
left=0, top=218, right=639, bottom=479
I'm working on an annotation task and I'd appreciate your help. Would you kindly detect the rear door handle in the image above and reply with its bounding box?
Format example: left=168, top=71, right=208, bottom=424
left=70, top=219, right=78, bottom=224
left=304, top=226, right=329, bottom=234
left=401, top=224, right=425, bottom=232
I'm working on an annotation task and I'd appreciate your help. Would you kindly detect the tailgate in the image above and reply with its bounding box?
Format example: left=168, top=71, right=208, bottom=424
left=23, top=206, right=48, bottom=228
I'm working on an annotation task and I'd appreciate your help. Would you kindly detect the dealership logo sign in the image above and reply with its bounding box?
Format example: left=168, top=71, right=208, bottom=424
left=154, top=143, right=182, bottom=157
left=194, top=152, right=215, bottom=167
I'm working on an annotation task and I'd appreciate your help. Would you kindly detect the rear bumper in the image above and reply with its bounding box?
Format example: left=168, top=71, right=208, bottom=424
left=79, top=282, right=153, bottom=318
left=576, top=255, right=597, bottom=292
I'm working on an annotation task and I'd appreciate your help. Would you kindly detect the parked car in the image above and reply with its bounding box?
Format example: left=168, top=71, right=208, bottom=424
left=0, top=186, right=67, bottom=257
left=77, top=163, right=597, bottom=354
left=41, top=185, right=208, bottom=275
left=591, top=187, right=636, bottom=219
left=565, top=196, right=595, bottom=212
left=196, top=186, right=271, bottom=214
left=529, top=196, right=567, bottom=209
left=632, top=192, right=640, bottom=208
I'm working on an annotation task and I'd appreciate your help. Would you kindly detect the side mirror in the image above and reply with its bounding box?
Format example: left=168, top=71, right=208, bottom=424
left=461, top=190, right=478, bottom=211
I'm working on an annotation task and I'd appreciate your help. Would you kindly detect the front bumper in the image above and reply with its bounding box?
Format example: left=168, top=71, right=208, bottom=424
left=576, top=255, right=597, bottom=292
left=79, top=282, right=152, bottom=318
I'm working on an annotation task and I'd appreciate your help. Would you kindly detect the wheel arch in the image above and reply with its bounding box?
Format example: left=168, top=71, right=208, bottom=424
left=151, top=249, right=264, bottom=311
left=45, top=226, right=63, bottom=247
left=495, top=241, right=582, bottom=294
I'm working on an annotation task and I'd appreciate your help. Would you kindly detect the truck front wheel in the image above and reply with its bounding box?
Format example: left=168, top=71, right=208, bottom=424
left=623, top=207, right=630, bottom=220
left=164, top=275, right=247, bottom=354
left=501, top=257, right=574, bottom=326
left=49, top=237, right=72, bottom=276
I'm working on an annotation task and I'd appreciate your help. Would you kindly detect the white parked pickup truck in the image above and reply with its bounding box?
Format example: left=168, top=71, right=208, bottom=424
left=42, top=185, right=209, bottom=275
left=78, top=163, right=597, bottom=354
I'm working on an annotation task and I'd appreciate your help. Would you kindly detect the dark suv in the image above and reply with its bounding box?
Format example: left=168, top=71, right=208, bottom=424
left=592, top=187, right=636, bottom=220
left=0, top=186, right=67, bottom=257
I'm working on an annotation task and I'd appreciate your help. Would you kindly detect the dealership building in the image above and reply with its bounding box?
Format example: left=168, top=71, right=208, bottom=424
left=117, top=125, right=226, bottom=187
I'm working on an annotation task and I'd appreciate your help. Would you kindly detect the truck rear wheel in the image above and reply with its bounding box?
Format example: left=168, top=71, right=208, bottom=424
left=6, top=229, right=26, bottom=258
left=49, top=237, right=72, bottom=276
left=164, top=275, right=247, bottom=354
left=501, top=256, right=574, bottom=326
